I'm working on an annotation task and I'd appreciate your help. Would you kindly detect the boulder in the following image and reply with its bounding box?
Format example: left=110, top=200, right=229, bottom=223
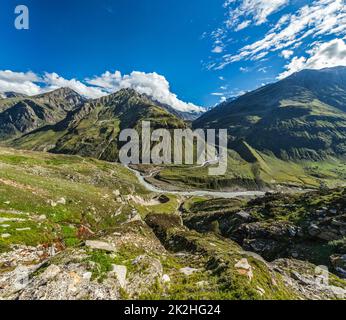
left=111, top=265, right=127, bottom=289
left=85, top=240, right=117, bottom=252
left=234, top=258, right=253, bottom=281
left=179, top=267, right=199, bottom=276
left=330, top=254, right=346, bottom=278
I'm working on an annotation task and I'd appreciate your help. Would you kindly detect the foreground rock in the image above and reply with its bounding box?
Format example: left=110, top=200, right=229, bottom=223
left=183, top=189, right=346, bottom=278
left=0, top=222, right=166, bottom=300
left=145, top=213, right=346, bottom=300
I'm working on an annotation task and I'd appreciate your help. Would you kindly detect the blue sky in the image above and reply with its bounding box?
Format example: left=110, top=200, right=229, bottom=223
left=0, top=0, right=345, bottom=110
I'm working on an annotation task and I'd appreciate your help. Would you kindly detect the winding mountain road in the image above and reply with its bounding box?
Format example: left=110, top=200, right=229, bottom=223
left=126, top=165, right=266, bottom=199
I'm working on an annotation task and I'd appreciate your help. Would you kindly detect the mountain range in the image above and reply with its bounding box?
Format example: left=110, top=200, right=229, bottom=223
left=194, top=66, right=346, bottom=161
left=1, top=66, right=346, bottom=189
left=8, top=88, right=187, bottom=161
left=0, top=88, right=86, bottom=140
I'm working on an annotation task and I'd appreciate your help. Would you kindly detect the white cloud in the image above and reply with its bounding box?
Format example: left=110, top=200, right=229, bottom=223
left=0, top=70, right=42, bottom=96
left=281, top=50, right=294, bottom=59
left=0, top=70, right=106, bottom=98
left=258, top=67, right=268, bottom=73
left=213, top=0, right=346, bottom=70
left=235, top=20, right=251, bottom=31
left=278, top=56, right=307, bottom=79
left=212, top=46, right=224, bottom=53
left=87, top=71, right=204, bottom=113
left=0, top=69, right=203, bottom=113
left=224, top=0, right=289, bottom=30
left=43, top=73, right=106, bottom=99
left=278, top=38, right=346, bottom=79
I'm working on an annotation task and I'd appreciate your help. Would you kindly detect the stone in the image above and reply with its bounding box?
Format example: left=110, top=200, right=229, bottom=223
left=235, top=211, right=251, bottom=221
left=291, top=252, right=299, bottom=258
left=56, top=197, right=66, bottom=205
left=308, top=224, right=320, bottom=237
left=83, top=272, right=92, bottom=280
left=132, top=255, right=146, bottom=265
left=41, top=265, right=61, bottom=281
left=49, top=200, right=57, bottom=207
left=156, top=195, right=170, bottom=204
left=179, top=267, right=199, bottom=276
left=111, top=265, right=127, bottom=288
left=329, top=286, right=346, bottom=299
left=1, top=233, right=11, bottom=238
left=287, top=226, right=297, bottom=237
left=162, top=274, right=171, bottom=283
left=330, top=254, right=346, bottom=278
left=13, top=260, right=120, bottom=300
left=234, top=258, right=253, bottom=281
left=85, top=240, right=117, bottom=252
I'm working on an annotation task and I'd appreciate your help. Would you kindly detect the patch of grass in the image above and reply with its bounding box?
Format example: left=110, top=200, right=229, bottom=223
left=0, top=147, right=154, bottom=249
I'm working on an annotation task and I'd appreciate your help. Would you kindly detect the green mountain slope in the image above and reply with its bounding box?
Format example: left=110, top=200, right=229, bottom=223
left=0, top=88, right=85, bottom=140
left=194, top=67, right=346, bottom=160
left=10, top=88, right=187, bottom=162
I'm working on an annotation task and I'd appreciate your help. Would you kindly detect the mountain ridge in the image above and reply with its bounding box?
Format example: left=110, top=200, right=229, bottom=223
left=10, top=88, right=187, bottom=161
left=194, top=66, right=346, bottom=161
left=0, top=87, right=86, bottom=140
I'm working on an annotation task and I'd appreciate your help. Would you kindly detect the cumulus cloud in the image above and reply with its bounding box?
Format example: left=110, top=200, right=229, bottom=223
left=212, top=0, right=346, bottom=70
left=0, top=70, right=42, bottom=96
left=0, top=70, right=106, bottom=98
left=87, top=71, right=203, bottom=113
left=0, top=69, right=203, bottom=113
left=278, top=38, right=346, bottom=79
left=43, top=73, right=106, bottom=99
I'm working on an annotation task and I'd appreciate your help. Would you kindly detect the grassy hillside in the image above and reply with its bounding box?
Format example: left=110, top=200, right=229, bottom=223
left=194, top=67, right=346, bottom=161
left=148, top=142, right=346, bottom=191
left=0, top=147, right=184, bottom=253
left=0, top=146, right=345, bottom=300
